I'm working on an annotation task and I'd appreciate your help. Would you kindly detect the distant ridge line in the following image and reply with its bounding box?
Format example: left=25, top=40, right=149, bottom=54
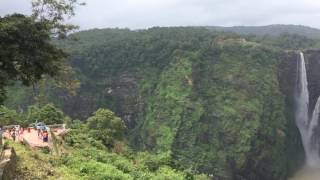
left=204, top=24, right=320, bottom=39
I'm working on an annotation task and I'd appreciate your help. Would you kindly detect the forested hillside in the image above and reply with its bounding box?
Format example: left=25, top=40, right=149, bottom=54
left=5, top=26, right=319, bottom=179
left=206, top=25, right=320, bottom=39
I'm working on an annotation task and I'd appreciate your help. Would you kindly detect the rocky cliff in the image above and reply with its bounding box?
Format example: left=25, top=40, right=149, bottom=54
left=5, top=27, right=320, bottom=179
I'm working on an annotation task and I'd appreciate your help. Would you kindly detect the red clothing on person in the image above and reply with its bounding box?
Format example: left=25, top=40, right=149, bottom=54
left=43, top=131, right=48, bottom=142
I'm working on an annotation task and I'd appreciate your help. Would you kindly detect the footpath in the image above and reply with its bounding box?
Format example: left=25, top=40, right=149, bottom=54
left=3, top=125, right=69, bottom=148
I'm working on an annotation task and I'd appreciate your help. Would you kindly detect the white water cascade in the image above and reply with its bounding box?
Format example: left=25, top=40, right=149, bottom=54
left=295, top=52, right=320, bottom=168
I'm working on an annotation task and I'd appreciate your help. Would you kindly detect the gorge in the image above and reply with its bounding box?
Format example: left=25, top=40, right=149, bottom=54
left=4, top=26, right=320, bottom=179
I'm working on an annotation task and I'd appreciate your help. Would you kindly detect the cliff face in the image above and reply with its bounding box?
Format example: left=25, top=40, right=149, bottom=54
left=281, top=50, right=320, bottom=116
left=47, top=35, right=301, bottom=179
left=279, top=51, right=304, bottom=177
left=65, top=38, right=303, bottom=179
left=4, top=28, right=317, bottom=179
left=304, top=50, right=320, bottom=114
left=278, top=50, right=320, bottom=178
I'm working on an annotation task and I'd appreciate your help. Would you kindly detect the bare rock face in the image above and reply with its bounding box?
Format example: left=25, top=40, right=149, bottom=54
left=278, top=51, right=305, bottom=175
left=304, top=50, right=320, bottom=116
left=279, top=50, right=320, bottom=115
left=62, top=72, right=140, bottom=128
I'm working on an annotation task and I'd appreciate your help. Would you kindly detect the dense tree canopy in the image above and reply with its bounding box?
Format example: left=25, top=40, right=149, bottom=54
left=0, top=105, right=21, bottom=127
left=0, top=0, right=83, bottom=103
left=27, top=104, right=65, bottom=125
left=0, top=14, right=66, bottom=101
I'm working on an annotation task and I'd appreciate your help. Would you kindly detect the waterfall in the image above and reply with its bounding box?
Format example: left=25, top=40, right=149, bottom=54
left=295, top=52, right=320, bottom=168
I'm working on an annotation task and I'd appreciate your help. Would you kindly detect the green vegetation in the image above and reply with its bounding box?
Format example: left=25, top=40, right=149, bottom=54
left=207, top=25, right=320, bottom=39
left=0, top=0, right=83, bottom=104
left=3, top=27, right=311, bottom=179
left=27, top=104, right=65, bottom=125
left=7, top=114, right=209, bottom=180
left=1, top=1, right=318, bottom=178
left=0, top=106, right=21, bottom=126
left=249, top=33, right=320, bottom=49
left=87, top=108, right=126, bottom=147
left=59, top=122, right=192, bottom=180
left=0, top=104, right=65, bottom=127
left=0, top=14, right=65, bottom=103
left=8, top=140, right=62, bottom=180
left=172, top=41, right=288, bottom=179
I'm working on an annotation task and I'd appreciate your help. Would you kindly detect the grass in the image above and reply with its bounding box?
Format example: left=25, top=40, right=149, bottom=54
left=6, top=129, right=209, bottom=180
left=7, top=140, right=65, bottom=180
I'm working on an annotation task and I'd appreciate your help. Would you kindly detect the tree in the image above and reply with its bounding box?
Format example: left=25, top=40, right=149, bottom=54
left=27, top=104, right=65, bottom=125
left=0, top=14, right=66, bottom=86
left=87, top=108, right=126, bottom=147
left=0, top=106, right=21, bottom=126
left=0, top=0, right=83, bottom=104
left=31, top=0, right=85, bottom=38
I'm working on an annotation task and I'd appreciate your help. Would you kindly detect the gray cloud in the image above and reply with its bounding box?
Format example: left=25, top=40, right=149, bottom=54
left=1, top=0, right=320, bottom=30
left=0, top=0, right=31, bottom=15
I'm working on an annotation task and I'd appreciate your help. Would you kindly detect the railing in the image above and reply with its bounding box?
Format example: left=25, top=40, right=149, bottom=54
left=47, top=124, right=65, bottom=129
left=2, top=125, right=19, bottom=130
left=3, top=124, right=65, bottom=129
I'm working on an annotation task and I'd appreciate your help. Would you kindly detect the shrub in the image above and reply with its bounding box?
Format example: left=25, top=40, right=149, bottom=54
left=78, top=161, right=133, bottom=180
left=87, top=108, right=126, bottom=147
left=152, top=166, right=186, bottom=180
left=136, top=151, right=172, bottom=171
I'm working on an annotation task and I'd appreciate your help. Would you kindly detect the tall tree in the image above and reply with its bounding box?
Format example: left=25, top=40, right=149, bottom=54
left=0, top=0, right=83, bottom=103
left=31, top=0, right=85, bottom=38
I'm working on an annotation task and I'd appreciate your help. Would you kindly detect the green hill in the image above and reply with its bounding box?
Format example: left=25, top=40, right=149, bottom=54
left=206, top=24, right=320, bottom=39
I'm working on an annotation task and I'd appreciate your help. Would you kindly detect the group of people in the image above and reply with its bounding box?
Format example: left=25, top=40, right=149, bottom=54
left=6, top=126, right=49, bottom=143
left=8, top=126, right=24, bottom=142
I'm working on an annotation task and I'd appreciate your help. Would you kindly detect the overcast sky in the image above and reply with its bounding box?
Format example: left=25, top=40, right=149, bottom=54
left=1, top=0, right=320, bottom=30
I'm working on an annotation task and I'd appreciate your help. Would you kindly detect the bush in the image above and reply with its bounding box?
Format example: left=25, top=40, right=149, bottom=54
left=78, top=161, right=133, bottom=180
left=136, top=151, right=172, bottom=171
left=152, top=166, right=186, bottom=180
